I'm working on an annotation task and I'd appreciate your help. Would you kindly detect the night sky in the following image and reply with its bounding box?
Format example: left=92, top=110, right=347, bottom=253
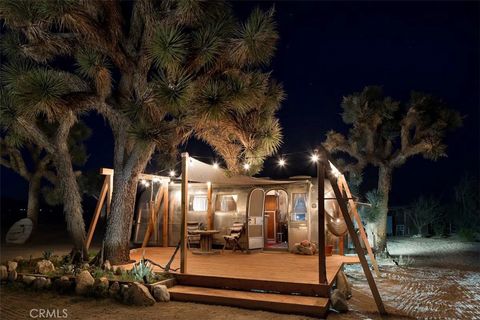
left=1, top=1, right=479, bottom=208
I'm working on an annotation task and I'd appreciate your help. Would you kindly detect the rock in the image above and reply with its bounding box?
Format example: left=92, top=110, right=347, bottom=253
left=8, top=270, right=17, bottom=282
left=114, top=266, right=123, bottom=275
left=109, top=281, right=120, bottom=298
left=330, top=289, right=349, bottom=313
left=13, top=256, right=24, bottom=262
left=81, top=263, right=90, bottom=270
left=93, top=277, right=109, bottom=297
left=336, top=270, right=352, bottom=299
left=53, top=276, right=72, bottom=293
left=75, top=270, right=94, bottom=295
left=7, top=261, right=18, bottom=272
left=152, top=284, right=170, bottom=302
left=22, top=275, right=36, bottom=285
left=0, top=265, right=8, bottom=281
left=124, top=282, right=155, bottom=306
left=103, top=260, right=112, bottom=271
left=35, top=260, right=55, bottom=274
left=32, top=277, right=49, bottom=290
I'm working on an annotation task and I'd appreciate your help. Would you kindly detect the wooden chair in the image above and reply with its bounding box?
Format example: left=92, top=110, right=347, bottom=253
left=222, top=222, right=244, bottom=253
left=187, top=221, right=200, bottom=249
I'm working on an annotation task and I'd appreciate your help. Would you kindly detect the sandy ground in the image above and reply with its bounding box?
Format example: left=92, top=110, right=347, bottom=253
left=1, top=230, right=479, bottom=319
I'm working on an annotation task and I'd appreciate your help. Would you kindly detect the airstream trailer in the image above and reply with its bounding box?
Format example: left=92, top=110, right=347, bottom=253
left=131, top=168, right=344, bottom=252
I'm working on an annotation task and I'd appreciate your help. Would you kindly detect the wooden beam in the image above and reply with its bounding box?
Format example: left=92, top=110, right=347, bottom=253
left=106, top=174, right=113, bottom=215
left=207, top=182, right=213, bottom=230
left=162, top=183, right=169, bottom=247
left=325, top=163, right=386, bottom=315
left=180, top=153, right=189, bottom=273
left=317, top=160, right=327, bottom=284
left=100, top=167, right=169, bottom=182
left=141, top=186, right=164, bottom=248
left=85, top=177, right=109, bottom=250
left=338, top=175, right=380, bottom=277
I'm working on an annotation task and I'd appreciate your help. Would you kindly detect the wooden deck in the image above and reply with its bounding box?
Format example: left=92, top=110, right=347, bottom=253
left=129, top=247, right=359, bottom=317
left=130, top=247, right=359, bottom=286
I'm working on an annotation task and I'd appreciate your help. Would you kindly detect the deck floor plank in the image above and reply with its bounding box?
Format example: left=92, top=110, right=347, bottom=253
left=130, top=247, right=359, bottom=286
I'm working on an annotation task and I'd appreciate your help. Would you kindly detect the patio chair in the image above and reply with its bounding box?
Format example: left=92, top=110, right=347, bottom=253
left=222, top=222, right=245, bottom=253
left=187, top=221, right=200, bottom=249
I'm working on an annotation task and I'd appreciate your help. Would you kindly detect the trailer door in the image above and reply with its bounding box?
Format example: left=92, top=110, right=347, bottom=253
left=247, top=188, right=265, bottom=249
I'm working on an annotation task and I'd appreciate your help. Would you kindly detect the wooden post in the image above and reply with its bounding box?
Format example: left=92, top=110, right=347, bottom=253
left=339, top=175, right=380, bottom=277
left=180, top=152, right=189, bottom=273
left=317, top=158, right=327, bottom=284
left=162, top=183, right=169, bottom=247
left=326, top=164, right=386, bottom=315
left=207, top=181, right=213, bottom=230
left=106, top=174, right=113, bottom=215
left=141, top=186, right=164, bottom=248
left=85, top=176, right=109, bottom=250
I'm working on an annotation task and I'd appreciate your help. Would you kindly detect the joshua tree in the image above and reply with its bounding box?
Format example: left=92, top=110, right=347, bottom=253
left=0, top=122, right=90, bottom=228
left=323, top=86, right=461, bottom=251
left=405, top=196, right=442, bottom=236
left=1, top=1, right=283, bottom=263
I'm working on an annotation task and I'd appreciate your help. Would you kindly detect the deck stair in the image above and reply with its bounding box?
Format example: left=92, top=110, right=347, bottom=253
left=169, top=273, right=331, bottom=317
left=169, top=285, right=330, bottom=317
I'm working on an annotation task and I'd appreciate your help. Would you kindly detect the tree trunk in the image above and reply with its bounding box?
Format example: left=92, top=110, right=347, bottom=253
left=375, top=165, right=393, bottom=252
left=27, top=174, right=42, bottom=228
left=104, top=141, right=156, bottom=264
left=54, top=115, right=88, bottom=258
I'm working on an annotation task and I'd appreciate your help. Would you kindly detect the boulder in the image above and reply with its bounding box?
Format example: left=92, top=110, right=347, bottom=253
left=8, top=270, right=17, bottom=282
left=7, top=261, right=18, bottom=272
left=336, top=270, right=352, bottom=299
left=53, top=276, right=72, bottom=293
left=330, top=289, right=349, bottom=313
left=93, top=277, right=109, bottom=297
left=75, top=270, right=94, bottom=295
left=152, top=284, right=170, bottom=302
left=35, top=260, right=55, bottom=275
left=32, top=277, right=49, bottom=290
left=0, top=265, right=8, bottom=281
left=22, top=275, right=36, bottom=285
left=124, top=282, right=155, bottom=306
left=109, top=281, right=120, bottom=298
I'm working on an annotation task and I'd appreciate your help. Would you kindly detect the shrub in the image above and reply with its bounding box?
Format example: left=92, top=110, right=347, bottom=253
left=459, top=228, right=476, bottom=242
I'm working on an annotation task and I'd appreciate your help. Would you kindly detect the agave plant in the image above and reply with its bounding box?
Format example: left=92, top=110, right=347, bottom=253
left=131, top=258, right=154, bottom=284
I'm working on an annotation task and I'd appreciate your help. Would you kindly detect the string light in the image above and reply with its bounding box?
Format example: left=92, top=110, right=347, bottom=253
left=153, top=177, right=160, bottom=183
left=243, top=163, right=250, bottom=170
left=278, top=158, right=286, bottom=167
left=212, top=162, right=219, bottom=169
left=169, top=170, right=176, bottom=177
left=140, top=179, right=147, bottom=185
left=310, top=153, right=319, bottom=163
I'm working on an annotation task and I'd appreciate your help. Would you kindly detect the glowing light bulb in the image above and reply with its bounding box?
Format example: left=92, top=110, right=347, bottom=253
left=311, top=154, right=319, bottom=162
left=243, top=163, right=250, bottom=170
left=144, top=182, right=150, bottom=187
left=212, top=162, right=219, bottom=169
left=169, top=170, right=176, bottom=177
left=278, top=158, right=286, bottom=167
left=336, top=218, right=341, bottom=223
left=153, top=177, right=160, bottom=183
left=141, top=179, right=147, bottom=185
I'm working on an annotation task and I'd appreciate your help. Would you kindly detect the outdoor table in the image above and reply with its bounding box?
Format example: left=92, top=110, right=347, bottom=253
left=190, top=230, right=220, bottom=255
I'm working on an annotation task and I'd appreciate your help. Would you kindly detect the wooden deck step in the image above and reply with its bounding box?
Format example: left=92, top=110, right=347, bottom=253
left=175, top=273, right=329, bottom=297
left=169, top=285, right=329, bottom=318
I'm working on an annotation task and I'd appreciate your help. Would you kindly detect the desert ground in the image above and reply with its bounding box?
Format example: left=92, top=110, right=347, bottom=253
left=1, top=226, right=479, bottom=320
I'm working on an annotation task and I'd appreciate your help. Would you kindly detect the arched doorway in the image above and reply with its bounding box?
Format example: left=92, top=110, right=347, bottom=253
left=264, top=189, right=289, bottom=250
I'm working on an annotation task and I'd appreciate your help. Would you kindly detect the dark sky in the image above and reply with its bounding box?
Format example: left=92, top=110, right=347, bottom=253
left=1, top=1, right=479, bottom=207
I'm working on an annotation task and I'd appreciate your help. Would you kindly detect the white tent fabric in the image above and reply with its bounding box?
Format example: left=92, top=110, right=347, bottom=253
left=185, top=157, right=298, bottom=186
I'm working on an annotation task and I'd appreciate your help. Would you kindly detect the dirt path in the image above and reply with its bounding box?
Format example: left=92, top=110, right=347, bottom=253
left=346, top=265, right=480, bottom=320
left=0, top=286, right=320, bottom=320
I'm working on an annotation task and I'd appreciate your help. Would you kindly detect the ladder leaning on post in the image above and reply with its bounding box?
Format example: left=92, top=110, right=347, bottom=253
left=317, top=146, right=387, bottom=315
